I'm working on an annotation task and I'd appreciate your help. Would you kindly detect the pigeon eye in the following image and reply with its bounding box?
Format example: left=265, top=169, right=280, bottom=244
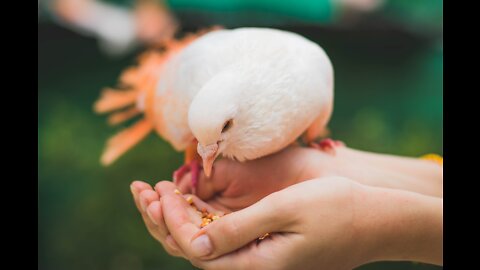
left=222, top=119, right=233, bottom=133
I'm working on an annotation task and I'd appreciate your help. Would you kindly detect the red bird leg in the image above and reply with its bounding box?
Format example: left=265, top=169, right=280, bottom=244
left=310, top=138, right=345, bottom=155
left=190, top=160, right=201, bottom=194
left=172, top=160, right=202, bottom=194
left=173, top=164, right=190, bottom=185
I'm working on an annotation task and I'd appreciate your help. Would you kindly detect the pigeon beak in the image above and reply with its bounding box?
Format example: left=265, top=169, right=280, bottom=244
left=202, top=155, right=216, bottom=178
left=197, top=143, right=219, bottom=178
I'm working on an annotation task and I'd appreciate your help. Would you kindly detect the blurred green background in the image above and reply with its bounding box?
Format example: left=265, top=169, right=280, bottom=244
left=38, top=0, right=442, bottom=269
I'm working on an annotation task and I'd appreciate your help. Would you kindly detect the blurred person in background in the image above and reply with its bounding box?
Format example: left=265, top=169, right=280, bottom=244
left=46, top=0, right=178, bottom=55
left=40, top=0, right=441, bottom=56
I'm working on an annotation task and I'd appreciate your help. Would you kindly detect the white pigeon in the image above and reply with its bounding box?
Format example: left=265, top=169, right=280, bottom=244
left=94, top=27, right=336, bottom=190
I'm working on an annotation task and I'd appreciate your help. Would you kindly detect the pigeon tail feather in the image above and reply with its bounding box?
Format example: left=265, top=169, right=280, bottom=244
left=94, top=26, right=222, bottom=165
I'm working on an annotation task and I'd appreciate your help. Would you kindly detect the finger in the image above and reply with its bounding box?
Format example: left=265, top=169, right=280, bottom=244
left=142, top=217, right=185, bottom=258
left=138, top=189, right=161, bottom=237
left=183, top=194, right=225, bottom=216
left=197, top=242, right=260, bottom=270
left=137, top=190, right=166, bottom=240
left=131, top=182, right=187, bottom=258
left=189, top=194, right=294, bottom=260
left=155, top=180, right=179, bottom=197
left=155, top=181, right=210, bottom=222
left=146, top=201, right=167, bottom=236
left=145, top=200, right=187, bottom=256
left=139, top=189, right=159, bottom=212
left=196, top=246, right=253, bottom=270
left=130, top=180, right=154, bottom=211
left=200, top=232, right=301, bottom=270
left=161, top=193, right=209, bottom=260
left=165, top=234, right=184, bottom=256
left=157, top=233, right=185, bottom=258
left=156, top=233, right=185, bottom=258
left=142, top=195, right=186, bottom=257
left=131, top=183, right=162, bottom=237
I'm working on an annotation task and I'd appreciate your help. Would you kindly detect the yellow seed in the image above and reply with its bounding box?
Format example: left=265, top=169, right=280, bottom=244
left=174, top=189, right=182, bottom=195
left=186, top=196, right=194, bottom=204
left=258, top=233, right=270, bottom=240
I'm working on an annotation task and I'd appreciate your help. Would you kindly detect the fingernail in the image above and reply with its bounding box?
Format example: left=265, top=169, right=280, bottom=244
left=130, top=184, right=136, bottom=196
left=191, top=234, right=213, bottom=257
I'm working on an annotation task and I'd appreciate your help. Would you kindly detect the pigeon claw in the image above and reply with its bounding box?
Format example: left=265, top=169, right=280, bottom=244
left=310, top=138, right=345, bottom=155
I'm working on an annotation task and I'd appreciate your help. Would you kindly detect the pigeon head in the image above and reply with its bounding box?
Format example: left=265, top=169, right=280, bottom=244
left=188, top=72, right=241, bottom=177
left=188, top=68, right=296, bottom=177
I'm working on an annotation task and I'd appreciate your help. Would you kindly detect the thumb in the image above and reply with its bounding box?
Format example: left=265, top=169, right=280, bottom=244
left=189, top=193, right=293, bottom=260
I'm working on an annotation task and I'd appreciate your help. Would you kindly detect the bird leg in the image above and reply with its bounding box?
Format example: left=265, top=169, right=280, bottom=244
left=309, top=138, right=345, bottom=155
left=173, top=159, right=202, bottom=194
left=173, top=140, right=202, bottom=194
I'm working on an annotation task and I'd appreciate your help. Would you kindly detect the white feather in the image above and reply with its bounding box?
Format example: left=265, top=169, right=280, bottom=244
left=150, top=28, right=334, bottom=160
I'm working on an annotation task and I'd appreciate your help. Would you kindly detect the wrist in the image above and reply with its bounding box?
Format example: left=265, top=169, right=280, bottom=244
left=354, top=184, right=443, bottom=265
left=333, top=148, right=443, bottom=197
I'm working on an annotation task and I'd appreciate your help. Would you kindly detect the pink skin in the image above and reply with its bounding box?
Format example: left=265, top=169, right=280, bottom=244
left=174, top=138, right=344, bottom=194
left=133, top=178, right=442, bottom=270
left=132, top=145, right=442, bottom=267
left=173, top=137, right=344, bottom=194
left=130, top=181, right=184, bottom=258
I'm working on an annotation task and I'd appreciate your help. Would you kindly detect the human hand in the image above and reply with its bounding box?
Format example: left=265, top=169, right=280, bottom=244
left=158, top=176, right=365, bottom=270
left=131, top=145, right=442, bottom=263
left=174, top=146, right=329, bottom=212
left=130, top=181, right=187, bottom=258
left=156, top=177, right=443, bottom=270
left=174, top=145, right=443, bottom=202
left=129, top=146, right=321, bottom=258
